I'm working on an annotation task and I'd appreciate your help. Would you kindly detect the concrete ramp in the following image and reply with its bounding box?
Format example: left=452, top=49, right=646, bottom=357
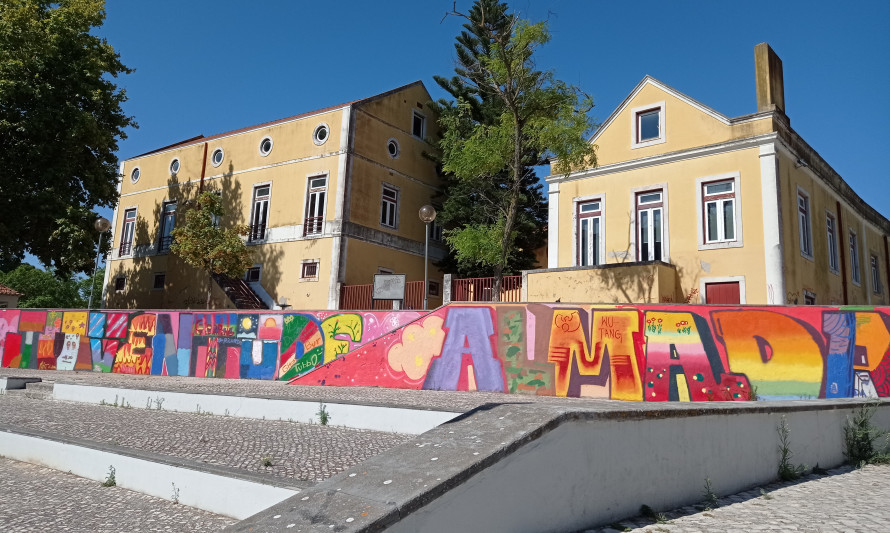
left=228, top=398, right=890, bottom=532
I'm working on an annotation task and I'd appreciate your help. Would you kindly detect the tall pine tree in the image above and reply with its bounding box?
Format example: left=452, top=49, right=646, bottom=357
left=435, top=0, right=596, bottom=298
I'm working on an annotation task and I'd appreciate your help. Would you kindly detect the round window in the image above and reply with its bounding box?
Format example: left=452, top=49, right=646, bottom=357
left=313, top=124, right=329, bottom=145
left=170, top=158, right=180, bottom=174
left=259, top=137, right=273, bottom=156
left=130, top=167, right=140, bottom=183
left=211, top=148, right=224, bottom=167
left=387, top=138, right=400, bottom=158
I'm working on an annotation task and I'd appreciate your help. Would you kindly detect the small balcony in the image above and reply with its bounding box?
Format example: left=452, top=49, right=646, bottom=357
left=157, top=236, right=173, bottom=254
left=303, top=216, right=323, bottom=236
left=118, top=241, right=132, bottom=256
left=247, top=223, right=266, bottom=243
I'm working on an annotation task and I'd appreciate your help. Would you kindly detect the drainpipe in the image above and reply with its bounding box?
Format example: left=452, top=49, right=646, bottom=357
left=884, top=235, right=890, bottom=305
left=837, top=201, right=848, bottom=305
left=199, top=142, right=208, bottom=193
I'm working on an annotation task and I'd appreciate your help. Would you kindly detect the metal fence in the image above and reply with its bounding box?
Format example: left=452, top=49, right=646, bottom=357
left=339, top=280, right=425, bottom=310
left=450, top=275, right=522, bottom=302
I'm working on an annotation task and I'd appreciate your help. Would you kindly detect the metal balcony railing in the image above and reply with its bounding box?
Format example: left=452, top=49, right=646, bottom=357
left=157, top=236, right=173, bottom=254
left=118, top=241, right=132, bottom=256
left=247, top=223, right=266, bottom=243
left=303, top=216, right=323, bottom=236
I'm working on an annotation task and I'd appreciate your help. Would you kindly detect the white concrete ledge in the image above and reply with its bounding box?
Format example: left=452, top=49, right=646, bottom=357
left=0, top=430, right=298, bottom=520
left=53, top=384, right=460, bottom=435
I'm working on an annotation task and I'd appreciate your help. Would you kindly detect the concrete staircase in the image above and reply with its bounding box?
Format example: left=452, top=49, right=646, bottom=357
left=2, top=379, right=54, bottom=400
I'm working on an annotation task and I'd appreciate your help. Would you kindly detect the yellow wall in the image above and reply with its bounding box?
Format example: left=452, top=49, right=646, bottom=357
left=526, top=263, right=676, bottom=303
left=109, top=82, right=443, bottom=310
left=556, top=147, right=767, bottom=304
left=779, top=152, right=889, bottom=306
left=588, top=81, right=774, bottom=168
left=344, top=238, right=443, bottom=309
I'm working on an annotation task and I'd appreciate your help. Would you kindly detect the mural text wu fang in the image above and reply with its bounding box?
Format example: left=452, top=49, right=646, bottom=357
left=294, top=304, right=890, bottom=402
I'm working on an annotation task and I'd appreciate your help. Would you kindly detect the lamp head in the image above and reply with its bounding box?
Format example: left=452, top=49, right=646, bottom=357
left=94, top=217, right=111, bottom=232
left=418, top=204, right=437, bottom=224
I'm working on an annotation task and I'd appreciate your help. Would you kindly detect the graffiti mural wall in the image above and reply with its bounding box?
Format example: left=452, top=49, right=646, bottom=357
left=0, top=309, right=419, bottom=381
left=3, top=304, right=890, bottom=402
left=293, top=304, right=890, bottom=401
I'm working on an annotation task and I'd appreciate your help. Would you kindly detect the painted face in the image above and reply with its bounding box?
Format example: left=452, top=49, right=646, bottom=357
left=57, top=333, right=79, bottom=370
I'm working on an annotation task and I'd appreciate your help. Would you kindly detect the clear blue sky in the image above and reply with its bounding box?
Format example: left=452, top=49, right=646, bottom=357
left=98, top=0, right=890, bottom=218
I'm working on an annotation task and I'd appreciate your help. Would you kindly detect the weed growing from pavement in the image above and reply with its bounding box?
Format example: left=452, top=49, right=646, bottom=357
left=702, top=477, right=719, bottom=510
left=261, top=456, right=273, bottom=468
left=843, top=401, right=890, bottom=467
left=777, top=415, right=807, bottom=481
left=317, top=402, right=331, bottom=426
left=101, top=465, right=116, bottom=487
left=759, top=488, right=773, bottom=500
left=171, top=483, right=180, bottom=504
left=100, top=396, right=131, bottom=408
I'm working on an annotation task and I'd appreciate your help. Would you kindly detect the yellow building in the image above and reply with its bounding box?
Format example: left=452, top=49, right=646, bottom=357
left=103, top=81, right=445, bottom=310
left=535, top=44, right=889, bottom=305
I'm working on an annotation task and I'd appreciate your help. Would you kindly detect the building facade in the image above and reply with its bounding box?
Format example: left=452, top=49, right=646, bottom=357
left=103, top=82, right=445, bottom=310
left=538, top=44, right=889, bottom=306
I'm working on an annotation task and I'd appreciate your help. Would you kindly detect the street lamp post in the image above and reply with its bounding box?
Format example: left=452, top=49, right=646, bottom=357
left=88, top=217, right=111, bottom=309
left=418, top=205, right=437, bottom=310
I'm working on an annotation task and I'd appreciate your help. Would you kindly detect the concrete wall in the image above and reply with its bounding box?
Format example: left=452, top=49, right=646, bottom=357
left=297, top=303, right=890, bottom=401
left=525, top=262, right=677, bottom=303
left=0, top=308, right=420, bottom=381
left=387, top=401, right=890, bottom=533
left=3, top=303, right=890, bottom=403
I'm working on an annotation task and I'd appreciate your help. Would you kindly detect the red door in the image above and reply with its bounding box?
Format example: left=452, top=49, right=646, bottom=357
left=705, top=282, right=741, bottom=304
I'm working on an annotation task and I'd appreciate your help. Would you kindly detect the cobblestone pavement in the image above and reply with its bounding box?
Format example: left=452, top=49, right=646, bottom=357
left=584, top=464, right=890, bottom=533
left=0, top=394, right=411, bottom=483
left=0, top=457, right=235, bottom=532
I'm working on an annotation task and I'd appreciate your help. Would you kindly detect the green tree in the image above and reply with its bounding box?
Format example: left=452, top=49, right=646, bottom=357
left=0, top=0, right=136, bottom=276
left=434, top=0, right=546, bottom=278
left=0, top=264, right=87, bottom=308
left=170, top=191, right=253, bottom=309
left=437, top=1, right=596, bottom=298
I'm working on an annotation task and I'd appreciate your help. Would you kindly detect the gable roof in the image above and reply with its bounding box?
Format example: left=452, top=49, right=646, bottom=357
left=588, top=75, right=770, bottom=144
left=131, top=81, right=427, bottom=159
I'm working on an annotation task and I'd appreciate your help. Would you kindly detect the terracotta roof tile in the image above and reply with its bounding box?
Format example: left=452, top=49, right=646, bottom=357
left=0, top=283, right=22, bottom=296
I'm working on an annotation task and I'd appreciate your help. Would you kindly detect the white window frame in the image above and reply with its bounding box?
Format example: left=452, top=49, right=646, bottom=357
left=826, top=211, right=840, bottom=274
left=412, top=110, right=426, bottom=139
left=303, top=173, right=328, bottom=236
left=210, top=147, right=224, bottom=167
left=573, top=195, right=605, bottom=267
left=114, top=275, right=127, bottom=293
left=696, top=173, right=743, bottom=250
left=313, top=123, right=330, bottom=146
left=258, top=136, right=273, bottom=156
left=300, top=259, right=320, bottom=282
left=380, top=183, right=399, bottom=229
left=387, top=138, right=400, bottom=159
left=249, top=182, right=271, bottom=243
left=871, top=254, right=882, bottom=294
left=120, top=207, right=137, bottom=257
left=630, top=185, right=669, bottom=262
left=630, top=101, right=665, bottom=149
left=158, top=200, right=177, bottom=254
left=797, top=188, right=813, bottom=260
left=850, top=229, right=861, bottom=286
left=169, top=158, right=180, bottom=175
